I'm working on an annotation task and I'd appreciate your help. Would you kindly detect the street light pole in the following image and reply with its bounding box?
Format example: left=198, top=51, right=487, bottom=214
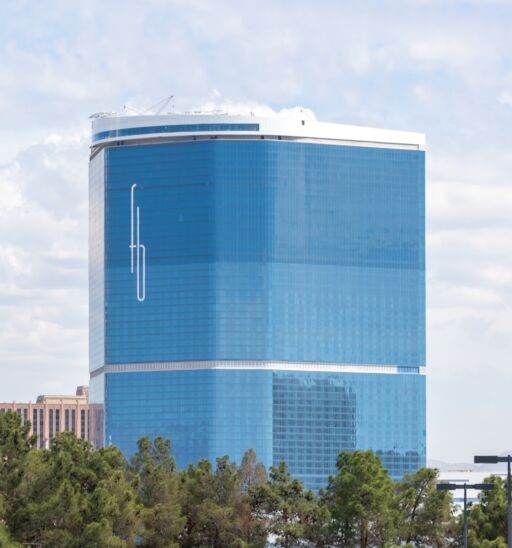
left=463, top=483, right=468, bottom=548
left=437, top=482, right=494, bottom=548
left=474, top=455, right=512, bottom=548
left=508, top=456, right=511, bottom=548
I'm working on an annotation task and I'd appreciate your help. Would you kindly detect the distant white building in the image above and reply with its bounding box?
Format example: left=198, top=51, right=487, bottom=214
left=431, top=459, right=507, bottom=506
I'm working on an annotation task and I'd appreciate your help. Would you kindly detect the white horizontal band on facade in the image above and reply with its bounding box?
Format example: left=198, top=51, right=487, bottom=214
left=92, top=133, right=422, bottom=153
left=90, top=361, right=426, bottom=378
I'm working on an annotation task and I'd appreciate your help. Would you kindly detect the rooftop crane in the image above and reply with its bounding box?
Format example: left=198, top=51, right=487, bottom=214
left=123, top=94, right=174, bottom=116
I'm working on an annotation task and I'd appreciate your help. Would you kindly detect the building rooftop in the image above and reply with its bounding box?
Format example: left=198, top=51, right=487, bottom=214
left=90, top=112, right=425, bottom=151
left=0, top=386, right=89, bottom=406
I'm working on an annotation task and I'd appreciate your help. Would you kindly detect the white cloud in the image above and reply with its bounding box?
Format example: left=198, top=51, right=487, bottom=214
left=498, top=91, right=512, bottom=107
left=0, top=135, right=89, bottom=400
left=192, top=96, right=317, bottom=120
left=426, top=168, right=512, bottom=459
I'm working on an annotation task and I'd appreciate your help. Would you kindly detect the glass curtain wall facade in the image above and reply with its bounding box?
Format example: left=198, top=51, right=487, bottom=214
left=89, top=118, right=425, bottom=490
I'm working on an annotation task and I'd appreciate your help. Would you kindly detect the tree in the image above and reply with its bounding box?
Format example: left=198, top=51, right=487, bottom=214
left=322, top=449, right=396, bottom=547
left=467, top=476, right=507, bottom=547
left=2, top=411, right=475, bottom=547
left=234, top=449, right=268, bottom=545
left=0, top=410, right=37, bottom=537
left=179, top=458, right=227, bottom=547
left=250, top=461, right=320, bottom=547
left=131, top=436, right=185, bottom=547
left=393, top=467, right=452, bottom=547
left=0, top=522, right=22, bottom=548
left=11, top=433, right=139, bottom=546
left=178, top=451, right=269, bottom=547
left=476, top=540, right=508, bottom=548
left=238, top=448, right=267, bottom=493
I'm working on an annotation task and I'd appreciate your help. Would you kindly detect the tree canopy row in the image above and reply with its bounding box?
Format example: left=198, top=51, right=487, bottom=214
left=0, top=411, right=506, bottom=547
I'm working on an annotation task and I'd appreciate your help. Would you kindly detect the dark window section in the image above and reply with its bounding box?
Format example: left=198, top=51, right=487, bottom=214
left=398, top=366, right=420, bottom=374
left=55, top=409, right=60, bottom=433
left=33, top=410, right=38, bottom=433
left=81, top=410, right=86, bottom=438
left=49, top=410, right=54, bottom=441
left=71, top=410, right=76, bottom=433
left=39, top=412, right=44, bottom=447
left=92, top=123, right=260, bottom=143
left=65, top=410, right=69, bottom=431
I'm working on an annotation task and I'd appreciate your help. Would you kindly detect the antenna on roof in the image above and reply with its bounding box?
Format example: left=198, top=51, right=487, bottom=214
left=123, top=104, right=144, bottom=115
left=123, top=94, right=175, bottom=115
left=148, top=94, right=174, bottom=115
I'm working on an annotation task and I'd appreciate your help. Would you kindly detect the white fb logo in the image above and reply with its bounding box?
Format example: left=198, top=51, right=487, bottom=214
left=130, top=184, right=146, bottom=302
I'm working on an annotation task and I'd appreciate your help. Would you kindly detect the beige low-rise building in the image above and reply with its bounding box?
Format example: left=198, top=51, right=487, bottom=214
left=0, top=386, right=92, bottom=448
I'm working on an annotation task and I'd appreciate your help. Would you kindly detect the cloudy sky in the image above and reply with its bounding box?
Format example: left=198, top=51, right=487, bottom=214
left=1, top=0, right=512, bottom=463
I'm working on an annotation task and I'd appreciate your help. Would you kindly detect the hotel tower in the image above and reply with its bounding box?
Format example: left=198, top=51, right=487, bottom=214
left=89, top=112, right=426, bottom=490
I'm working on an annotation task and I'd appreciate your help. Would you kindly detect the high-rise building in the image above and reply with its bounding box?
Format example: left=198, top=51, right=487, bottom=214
left=0, top=386, right=91, bottom=448
left=89, top=113, right=425, bottom=490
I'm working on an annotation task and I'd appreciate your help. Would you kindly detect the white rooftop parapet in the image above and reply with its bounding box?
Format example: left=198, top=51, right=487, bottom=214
left=90, top=113, right=425, bottom=150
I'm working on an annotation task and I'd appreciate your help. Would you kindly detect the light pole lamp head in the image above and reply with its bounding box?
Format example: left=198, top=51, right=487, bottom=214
left=471, top=483, right=495, bottom=491
left=474, top=455, right=499, bottom=464
left=437, top=483, right=458, bottom=491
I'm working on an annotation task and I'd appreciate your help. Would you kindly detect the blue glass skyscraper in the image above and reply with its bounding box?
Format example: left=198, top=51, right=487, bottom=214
left=89, top=113, right=426, bottom=490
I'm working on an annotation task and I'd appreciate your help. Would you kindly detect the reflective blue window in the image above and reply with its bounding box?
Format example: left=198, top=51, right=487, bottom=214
left=90, top=137, right=426, bottom=488
left=272, top=370, right=425, bottom=489
left=92, top=123, right=259, bottom=142
left=105, top=369, right=425, bottom=489
left=103, top=140, right=425, bottom=367
left=105, top=369, right=273, bottom=469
